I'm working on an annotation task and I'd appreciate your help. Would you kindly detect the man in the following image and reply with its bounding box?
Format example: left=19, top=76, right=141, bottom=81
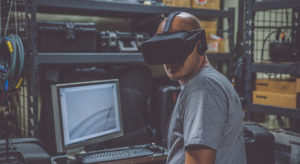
left=157, top=12, right=247, bottom=164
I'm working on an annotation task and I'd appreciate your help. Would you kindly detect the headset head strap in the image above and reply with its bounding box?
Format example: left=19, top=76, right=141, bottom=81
left=163, top=10, right=182, bottom=34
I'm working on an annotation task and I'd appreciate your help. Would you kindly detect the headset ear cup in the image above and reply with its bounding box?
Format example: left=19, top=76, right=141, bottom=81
left=197, top=43, right=205, bottom=56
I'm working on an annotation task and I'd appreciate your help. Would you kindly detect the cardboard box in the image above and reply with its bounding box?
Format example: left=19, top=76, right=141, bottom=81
left=297, top=78, right=300, bottom=93
left=256, top=79, right=297, bottom=94
left=205, top=28, right=217, bottom=39
left=192, top=0, right=220, bottom=10
left=206, top=39, right=229, bottom=53
left=199, top=19, right=218, bottom=39
left=207, top=40, right=218, bottom=53
left=218, top=39, right=229, bottom=53
left=163, top=0, right=191, bottom=8
left=253, top=91, right=297, bottom=109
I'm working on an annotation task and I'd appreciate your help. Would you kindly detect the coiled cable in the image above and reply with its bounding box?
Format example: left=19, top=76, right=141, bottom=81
left=8, top=34, right=24, bottom=88
left=0, top=34, right=24, bottom=91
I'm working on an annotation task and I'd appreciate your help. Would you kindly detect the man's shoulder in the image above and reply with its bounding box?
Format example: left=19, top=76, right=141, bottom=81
left=181, top=65, right=233, bottom=101
left=186, top=66, right=228, bottom=90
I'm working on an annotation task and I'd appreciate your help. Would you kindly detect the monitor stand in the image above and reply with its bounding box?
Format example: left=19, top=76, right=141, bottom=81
left=66, top=146, right=86, bottom=160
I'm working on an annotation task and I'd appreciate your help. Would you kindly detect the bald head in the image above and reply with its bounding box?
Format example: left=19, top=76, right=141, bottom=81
left=157, top=12, right=201, bottom=34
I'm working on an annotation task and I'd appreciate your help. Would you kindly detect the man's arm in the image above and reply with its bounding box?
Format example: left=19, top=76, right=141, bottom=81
left=185, top=145, right=216, bottom=164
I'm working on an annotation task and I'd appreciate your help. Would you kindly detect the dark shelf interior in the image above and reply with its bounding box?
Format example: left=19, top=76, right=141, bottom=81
left=252, top=0, right=300, bottom=11
left=207, top=53, right=231, bottom=61
left=35, top=52, right=231, bottom=64
left=36, top=0, right=232, bottom=18
left=245, top=1, right=300, bottom=120
left=35, top=52, right=144, bottom=64
left=34, top=0, right=235, bottom=64
left=251, top=63, right=300, bottom=76
left=249, top=104, right=300, bottom=119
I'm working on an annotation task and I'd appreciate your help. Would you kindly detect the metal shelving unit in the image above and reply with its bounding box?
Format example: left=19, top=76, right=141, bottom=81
left=34, top=52, right=231, bottom=64
left=244, top=0, right=300, bottom=119
left=36, top=0, right=232, bottom=18
left=32, top=0, right=235, bottom=65
left=251, top=63, right=300, bottom=76
left=249, top=104, right=300, bottom=119
left=0, top=0, right=30, bottom=139
left=25, top=0, right=236, bottom=137
left=35, top=53, right=144, bottom=64
left=252, top=0, right=300, bottom=11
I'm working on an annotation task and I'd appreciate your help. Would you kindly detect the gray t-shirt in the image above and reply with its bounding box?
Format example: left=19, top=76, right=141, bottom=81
left=166, top=65, right=246, bottom=164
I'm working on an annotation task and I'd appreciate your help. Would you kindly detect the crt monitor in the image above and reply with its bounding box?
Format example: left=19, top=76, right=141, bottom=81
left=51, top=79, right=123, bottom=154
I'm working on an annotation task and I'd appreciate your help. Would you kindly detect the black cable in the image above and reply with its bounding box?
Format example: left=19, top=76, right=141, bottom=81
left=260, top=31, right=278, bottom=62
left=161, top=126, right=167, bottom=164
left=161, top=108, right=174, bottom=164
left=233, top=56, right=245, bottom=97
left=161, top=144, right=165, bottom=163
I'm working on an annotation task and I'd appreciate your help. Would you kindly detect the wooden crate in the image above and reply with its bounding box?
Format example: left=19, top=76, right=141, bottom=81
left=255, top=79, right=296, bottom=94
left=200, top=19, right=218, bottom=39
left=253, top=91, right=297, bottom=109
left=163, top=0, right=192, bottom=8
left=192, top=0, right=220, bottom=10
left=206, top=39, right=229, bottom=53
left=297, top=78, right=300, bottom=93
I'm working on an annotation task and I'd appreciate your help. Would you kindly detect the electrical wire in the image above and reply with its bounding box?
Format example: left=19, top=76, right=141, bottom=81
left=4, top=0, right=14, bottom=37
left=0, top=34, right=25, bottom=91
left=14, top=0, right=18, bottom=35
left=9, top=34, right=24, bottom=88
left=260, top=31, right=278, bottom=62
left=6, top=36, right=17, bottom=80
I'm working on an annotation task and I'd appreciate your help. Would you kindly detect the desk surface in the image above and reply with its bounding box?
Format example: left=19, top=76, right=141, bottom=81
left=52, top=153, right=167, bottom=164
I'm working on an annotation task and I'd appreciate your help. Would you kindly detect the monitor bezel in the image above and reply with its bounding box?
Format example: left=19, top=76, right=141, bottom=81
left=51, top=79, right=123, bottom=153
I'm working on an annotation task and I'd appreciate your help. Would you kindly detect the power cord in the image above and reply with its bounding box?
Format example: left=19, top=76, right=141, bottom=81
left=233, top=56, right=245, bottom=97
left=260, top=31, right=278, bottom=62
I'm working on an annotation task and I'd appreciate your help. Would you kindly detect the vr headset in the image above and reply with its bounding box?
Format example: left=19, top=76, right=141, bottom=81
left=141, top=11, right=208, bottom=65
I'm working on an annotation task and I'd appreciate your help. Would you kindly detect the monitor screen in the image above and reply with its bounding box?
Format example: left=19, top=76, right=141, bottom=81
left=51, top=79, right=123, bottom=153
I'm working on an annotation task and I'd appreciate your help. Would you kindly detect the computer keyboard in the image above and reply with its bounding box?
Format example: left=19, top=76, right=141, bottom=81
left=75, top=145, right=156, bottom=164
